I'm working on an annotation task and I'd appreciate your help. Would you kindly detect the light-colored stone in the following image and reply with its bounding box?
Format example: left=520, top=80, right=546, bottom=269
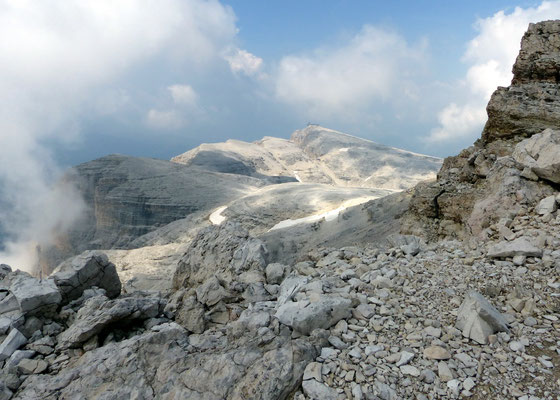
left=0, top=329, right=27, bottom=361
left=423, top=346, right=451, bottom=360
left=535, top=195, right=557, bottom=215
left=456, top=291, right=509, bottom=344
left=9, top=276, right=61, bottom=315
left=487, top=237, right=542, bottom=258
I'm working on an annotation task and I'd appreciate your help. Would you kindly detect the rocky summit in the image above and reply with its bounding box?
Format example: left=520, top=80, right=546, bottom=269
left=1, top=20, right=560, bottom=400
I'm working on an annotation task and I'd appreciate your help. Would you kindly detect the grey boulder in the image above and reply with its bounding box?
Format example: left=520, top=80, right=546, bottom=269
left=456, top=291, right=509, bottom=344
left=9, top=276, right=61, bottom=316
left=513, top=128, right=560, bottom=184
left=487, top=237, right=542, bottom=258
left=51, top=251, right=121, bottom=304
left=275, top=295, right=352, bottom=335
left=0, top=329, right=27, bottom=361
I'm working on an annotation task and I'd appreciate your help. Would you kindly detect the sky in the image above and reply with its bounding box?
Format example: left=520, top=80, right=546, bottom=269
left=2, top=0, right=560, bottom=268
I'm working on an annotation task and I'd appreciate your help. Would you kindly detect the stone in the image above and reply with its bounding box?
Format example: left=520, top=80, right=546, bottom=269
left=463, top=377, right=476, bottom=392
left=17, top=358, right=48, bottom=374
left=275, top=295, right=352, bottom=335
left=195, top=276, right=232, bottom=307
left=535, top=195, right=557, bottom=215
left=456, top=291, right=509, bottom=344
left=4, top=350, right=35, bottom=374
left=396, top=351, right=415, bottom=367
left=9, top=276, right=61, bottom=315
left=0, top=384, right=12, bottom=400
left=52, top=251, right=121, bottom=304
left=487, top=237, right=542, bottom=259
left=0, top=329, right=27, bottom=361
left=400, top=365, right=420, bottom=377
left=513, top=129, right=560, bottom=184
left=355, top=303, right=375, bottom=319
left=303, top=362, right=322, bottom=382
left=438, top=361, right=454, bottom=382
left=423, top=346, right=451, bottom=360
left=0, top=295, right=19, bottom=315
left=302, top=379, right=339, bottom=400
left=265, top=263, right=285, bottom=285
left=57, top=294, right=164, bottom=349
left=175, top=295, right=206, bottom=334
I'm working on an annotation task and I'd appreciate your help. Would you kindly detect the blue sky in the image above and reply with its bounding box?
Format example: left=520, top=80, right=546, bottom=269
left=2, top=0, right=560, bottom=265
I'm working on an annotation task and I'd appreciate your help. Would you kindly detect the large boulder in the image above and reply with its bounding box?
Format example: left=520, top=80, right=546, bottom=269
left=9, top=276, right=61, bottom=316
left=173, top=222, right=268, bottom=290
left=0, top=329, right=27, bottom=361
left=57, top=294, right=165, bottom=349
left=51, top=251, right=121, bottom=304
left=487, top=237, right=543, bottom=258
left=275, top=295, right=352, bottom=335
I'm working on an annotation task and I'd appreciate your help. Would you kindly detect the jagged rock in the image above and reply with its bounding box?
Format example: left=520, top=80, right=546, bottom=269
left=0, top=383, right=12, bottom=400
left=51, top=251, right=121, bottom=304
left=487, top=237, right=543, bottom=258
left=0, top=330, right=27, bottom=361
left=173, top=222, right=268, bottom=290
left=175, top=295, right=206, bottom=334
left=265, top=263, right=285, bottom=285
left=513, top=129, right=560, bottom=184
left=57, top=294, right=164, bottom=349
left=483, top=22, right=560, bottom=141
left=17, top=359, right=48, bottom=375
left=0, top=265, right=11, bottom=280
left=275, top=295, right=352, bottom=335
left=4, top=350, right=35, bottom=374
left=0, top=295, right=19, bottom=316
left=456, top=291, right=509, bottom=344
left=17, top=322, right=317, bottom=400
left=195, top=276, right=233, bottom=307
left=8, top=276, right=61, bottom=316
left=535, top=194, right=557, bottom=214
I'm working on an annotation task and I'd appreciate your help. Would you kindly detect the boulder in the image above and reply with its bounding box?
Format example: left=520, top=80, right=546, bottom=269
left=456, top=291, right=509, bottom=344
left=0, top=329, right=27, bottom=361
left=302, top=379, right=339, bottom=400
left=275, top=295, right=352, bottom=335
left=17, top=358, right=48, bottom=375
left=513, top=129, right=560, bottom=184
left=173, top=222, right=268, bottom=290
left=52, top=251, right=121, bottom=304
left=535, top=195, right=557, bottom=215
left=9, top=276, right=61, bottom=316
left=265, top=263, right=285, bottom=285
left=175, top=295, right=206, bottom=334
left=57, top=294, right=164, bottom=349
left=487, top=237, right=543, bottom=258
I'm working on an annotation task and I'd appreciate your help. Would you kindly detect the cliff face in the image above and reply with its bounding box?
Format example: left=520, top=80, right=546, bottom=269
left=43, top=154, right=266, bottom=271
left=403, top=20, right=560, bottom=240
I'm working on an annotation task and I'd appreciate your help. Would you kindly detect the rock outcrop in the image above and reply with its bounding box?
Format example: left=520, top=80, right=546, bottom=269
left=403, top=20, right=560, bottom=240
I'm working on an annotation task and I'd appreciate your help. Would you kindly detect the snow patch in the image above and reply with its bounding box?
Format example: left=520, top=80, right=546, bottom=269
left=338, top=148, right=349, bottom=152
left=268, top=197, right=376, bottom=231
left=209, top=206, right=227, bottom=225
left=293, top=171, right=302, bottom=182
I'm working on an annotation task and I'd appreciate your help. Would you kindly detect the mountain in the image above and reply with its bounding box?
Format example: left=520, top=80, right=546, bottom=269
left=172, top=125, right=442, bottom=191
left=42, top=128, right=441, bottom=273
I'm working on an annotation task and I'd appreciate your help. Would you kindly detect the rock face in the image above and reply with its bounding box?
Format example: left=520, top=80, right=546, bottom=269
left=42, top=154, right=267, bottom=273
left=173, top=125, right=442, bottom=191
left=403, top=20, right=560, bottom=240
left=483, top=21, right=560, bottom=141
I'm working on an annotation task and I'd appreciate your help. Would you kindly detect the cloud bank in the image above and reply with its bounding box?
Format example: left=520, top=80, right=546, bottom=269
left=429, top=1, right=560, bottom=142
left=0, top=0, right=242, bottom=271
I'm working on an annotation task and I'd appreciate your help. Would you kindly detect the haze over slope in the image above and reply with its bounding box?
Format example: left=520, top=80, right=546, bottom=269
left=172, top=125, right=442, bottom=191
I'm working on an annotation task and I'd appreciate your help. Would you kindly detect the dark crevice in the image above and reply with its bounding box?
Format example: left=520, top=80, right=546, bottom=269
left=433, top=190, right=445, bottom=219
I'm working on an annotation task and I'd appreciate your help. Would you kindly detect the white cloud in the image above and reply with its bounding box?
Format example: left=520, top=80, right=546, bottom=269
left=273, top=26, right=427, bottom=116
left=145, top=109, right=185, bottom=130
left=168, top=84, right=198, bottom=106
left=0, top=0, right=239, bottom=271
left=428, top=1, right=560, bottom=142
left=223, top=47, right=264, bottom=76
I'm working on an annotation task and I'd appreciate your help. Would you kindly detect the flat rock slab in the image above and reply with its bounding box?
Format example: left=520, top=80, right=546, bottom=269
left=487, top=237, right=542, bottom=258
left=275, top=295, right=352, bottom=335
left=9, top=277, right=61, bottom=316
